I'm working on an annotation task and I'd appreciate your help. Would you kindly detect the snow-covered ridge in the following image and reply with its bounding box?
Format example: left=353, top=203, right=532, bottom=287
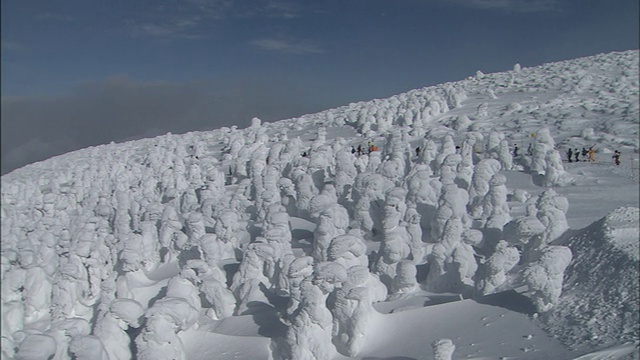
left=4, top=50, right=638, bottom=181
left=1, top=50, right=638, bottom=360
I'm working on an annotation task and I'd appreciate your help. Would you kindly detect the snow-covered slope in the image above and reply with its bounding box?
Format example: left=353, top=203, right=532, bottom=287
left=1, top=50, right=638, bottom=360
left=541, top=207, right=639, bottom=353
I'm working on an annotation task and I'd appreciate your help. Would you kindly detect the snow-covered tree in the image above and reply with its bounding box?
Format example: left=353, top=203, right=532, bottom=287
left=523, top=246, right=572, bottom=312
left=475, top=240, right=520, bottom=295
left=481, top=173, right=512, bottom=230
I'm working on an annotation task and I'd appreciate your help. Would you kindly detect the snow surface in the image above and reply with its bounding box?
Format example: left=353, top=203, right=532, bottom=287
left=1, top=50, right=639, bottom=360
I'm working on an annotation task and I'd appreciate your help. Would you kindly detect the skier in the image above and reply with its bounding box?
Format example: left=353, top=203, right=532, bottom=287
left=567, top=148, right=573, bottom=163
left=588, top=146, right=596, bottom=163
left=513, top=145, right=519, bottom=157
left=527, top=143, right=533, bottom=156
left=574, top=149, right=579, bottom=163
left=351, top=146, right=356, bottom=155
left=612, top=150, right=621, bottom=166
left=581, top=147, right=588, bottom=161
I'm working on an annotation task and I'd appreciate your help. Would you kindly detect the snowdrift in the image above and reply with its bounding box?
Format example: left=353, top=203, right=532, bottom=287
left=540, top=207, right=640, bottom=353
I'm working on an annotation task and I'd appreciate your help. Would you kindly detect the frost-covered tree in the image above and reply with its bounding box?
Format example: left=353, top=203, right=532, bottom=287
left=327, top=234, right=368, bottom=269
left=140, top=220, right=161, bottom=267
left=282, top=256, right=315, bottom=321
left=468, top=159, right=502, bottom=218
left=543, top=148, right=572, bottom=187
left=391, top=260, right=419, bottom=296
left=232, top=242, right=276, bottom=315
left=497, top=139, right=513, bottom=170
left=334, top=151, right=358, bottom=200
left=404, top=206, right=425, bottom=264
left=382, top=187, right=407, bottom=234
left=432, top=184, right=470, bottom=240
left=486, top=131, right=505, bottom=157
left=68, top=335, right=110, bottom=360
left=93, top=300, right=144, bottom=360
left=374, top=236, right=411, bottom=291
left=275, top=262, right=347, bottom=360
left=449, top=229, right=482, bottom=295
left=292, top=168, right=319, bottom=220
left=405, top=165, right=437, bottom=207
left=21, top=254, right=53, bottom=324
left=185, top=260, right=235, bottom=320
left=136, top=301, right=196, bottom=360
left=452, top=114, right=472, bottom=131
left=435, top=135, right=457, bottom=173
left=502, top=203, right=546, bottom=248
left=536, top=189, right=569, bottom=245
left=523, top=246, right=572, bottom=312
left=352, top=173, right=392, bottom=235
left=419, top=138, right=438, bottom=169
left=481, top=173, right=511, bottom=230
left=456, top=134, right=478, bottom=189
left=329, top=266, right=377, bottom=357
left=476, top=102, right=489, bottom=118
left=476, top=240, right=520, bottom=295
left=183, top=212, right=204, bottom=243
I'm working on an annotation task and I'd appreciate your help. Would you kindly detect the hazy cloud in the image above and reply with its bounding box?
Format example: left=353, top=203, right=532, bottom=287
left=35, top=13, right=76, bottom=22
left=1, top=40, right=26, bottom=52
left=124, top=0, right=305, bottom=40
left=126, top=15, right=204, bottom=39
left=1, top=76, right=332, bottom=174
left=251, top=37, right=324, bottom=54
left=263, top=1, right=304, bottom=19
left=447, top=0, right=562, bottom=13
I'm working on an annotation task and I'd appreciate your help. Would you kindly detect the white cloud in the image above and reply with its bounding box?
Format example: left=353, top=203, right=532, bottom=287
left=126, top=15, right=204, bottom=39
left=251, top=38, right=324, bottom=54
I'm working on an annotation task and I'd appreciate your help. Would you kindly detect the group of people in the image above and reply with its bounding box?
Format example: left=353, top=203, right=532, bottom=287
left=351, top=142, right=380, bottom=156
left=566, top=146, right=621, bottom=165
left=567, top=146, right=597, bottom=163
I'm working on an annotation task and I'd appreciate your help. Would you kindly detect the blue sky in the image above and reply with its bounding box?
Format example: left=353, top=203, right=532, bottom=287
left=1, top=0, right=638, bottom=174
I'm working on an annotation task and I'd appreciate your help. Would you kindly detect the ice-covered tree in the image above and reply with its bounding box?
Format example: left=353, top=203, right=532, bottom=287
left=391, top=260, right=419, bottom=296
left=329, top=266, right=377, bottom=357
left=475, top=240, right=520, bottom=295
left=373, top=236, right=411, bottom=291
left=275, top=262, right=347, bottom=360
left=231, top=242, right=277, bottom=315
left=327, top=234, right=368, bottom=269
left=481, top=173, right=512, bottom=230
left=468, top=159, right=502, bottom=218
left=523, top=246, right=572, bottom=312
left=497, top=139, right=513, bottom=170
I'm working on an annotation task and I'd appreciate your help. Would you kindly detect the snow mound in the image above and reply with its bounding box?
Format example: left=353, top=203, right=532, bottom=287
left=539, top=207, right=640, bottom=353
left=601, top=207, right=639, bottom=262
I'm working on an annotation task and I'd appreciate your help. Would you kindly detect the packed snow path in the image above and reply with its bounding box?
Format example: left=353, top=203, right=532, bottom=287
left=1, top=50, right=638, bottom=360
